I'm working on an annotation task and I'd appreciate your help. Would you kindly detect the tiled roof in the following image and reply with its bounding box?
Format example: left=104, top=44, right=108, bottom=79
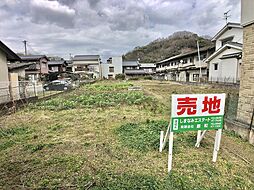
left=48, top=60, right=66, bottom=65
left=20, top=55, right=48, bottom=61
left=124, top=69, right=146, bottom=75
left=8, top=62, right=33, bottom=70
left=122, top=61, right=139, bottom=66
left=157, top=45, right=215, bottom=64
left=73, top=55, right=100, bottom=61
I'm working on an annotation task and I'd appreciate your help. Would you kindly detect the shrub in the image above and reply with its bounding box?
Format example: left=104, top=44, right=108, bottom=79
left=115, top=74, right=126, bottom=80
left=128, top=77, right=139, bottom=80
left=143, top=76, right=153, bottom=80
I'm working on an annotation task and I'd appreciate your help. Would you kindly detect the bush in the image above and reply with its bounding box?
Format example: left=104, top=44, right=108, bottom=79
left=115, top=74, right=126, bottom=80
left=128, top=77, right=139, bottom=80
left=143, top=76, right=153, bottom=80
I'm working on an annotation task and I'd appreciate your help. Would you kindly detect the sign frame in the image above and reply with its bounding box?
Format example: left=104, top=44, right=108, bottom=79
left=159, top=93, right=226, bottom=173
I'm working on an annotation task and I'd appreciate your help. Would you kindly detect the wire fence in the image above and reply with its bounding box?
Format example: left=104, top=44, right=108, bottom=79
left=208, top=77, right=240, bottom=85
left=0, top=80, right=84, bottom=115
left=0, top=81, right=40, bottom=104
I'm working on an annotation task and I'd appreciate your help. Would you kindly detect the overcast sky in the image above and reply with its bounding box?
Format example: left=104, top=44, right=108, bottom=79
left=0, top=0, right=240, bottom=61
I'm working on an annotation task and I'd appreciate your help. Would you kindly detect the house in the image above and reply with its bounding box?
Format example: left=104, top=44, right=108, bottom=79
left=48, top=60, right=67, bottom=73
left=0, top=41, right=21, bottom=103
left=101, top=56, right=123, bottom=79
left=72, top=55, right=101, bottom=79
left=122, top=60, right=141, bottom=77
left=156, top=46, right=215, bottom=82
left=122, top=61, right=156, bottom=77
left=206, top=23, right=243, bottom=83
left=139, top=63, right=156, bottom=74
left=20, top=55, right=49, bottom=81
left=66, top=60, right=73, bottom=72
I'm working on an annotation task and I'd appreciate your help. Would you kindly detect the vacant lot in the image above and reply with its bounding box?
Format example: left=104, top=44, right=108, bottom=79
left=0, top=80, right=253, bottom=189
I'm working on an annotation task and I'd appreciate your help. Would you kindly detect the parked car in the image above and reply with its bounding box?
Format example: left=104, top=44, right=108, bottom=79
left=43, top=80, right=73, bottom=91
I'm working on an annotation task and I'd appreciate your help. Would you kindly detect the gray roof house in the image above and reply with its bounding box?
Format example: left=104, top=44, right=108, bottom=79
left=20, top=55, right=49, bottom=81
left=48, top=60, right=67, bottom=73
left=72, top=55, right=101, bottom=79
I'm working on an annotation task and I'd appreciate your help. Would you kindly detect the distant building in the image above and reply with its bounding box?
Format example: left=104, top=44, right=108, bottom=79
left=122, top=60, right=140, bottom=75
left=139, top=63, right=157, bottom=74
left=48, top=60, right=67, bottom=73
left=20, top=55, right=49, bottom=81
left=101, top=56, right=123, bottom=79
left=156, top=46, right=215, bottom=82
left=72, top=55, right=101, bottom=79
left=101, top=57, right=156, bottom=79
left=206, top=23, right=243, bottom=83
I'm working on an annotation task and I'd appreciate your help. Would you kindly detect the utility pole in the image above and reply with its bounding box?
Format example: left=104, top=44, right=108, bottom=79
left=22, top=40, right=27, bottom=55
left=224, top=10, right=231, bottom=24
left=197, top=40, right=202, bottom=82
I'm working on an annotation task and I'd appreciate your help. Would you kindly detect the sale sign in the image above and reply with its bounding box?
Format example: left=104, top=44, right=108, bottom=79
left=171, top=94, right=226, bottom=132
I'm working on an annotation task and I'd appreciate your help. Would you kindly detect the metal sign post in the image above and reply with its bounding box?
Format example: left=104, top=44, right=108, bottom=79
left=160, top=94, right=226, bottom=173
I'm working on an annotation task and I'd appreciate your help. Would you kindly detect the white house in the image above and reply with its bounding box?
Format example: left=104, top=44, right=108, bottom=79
left=101, top=56, right=123, bottom=79
left=72, top=55, right=101, bottom=79
left=206, top=23, right=243, bottom=83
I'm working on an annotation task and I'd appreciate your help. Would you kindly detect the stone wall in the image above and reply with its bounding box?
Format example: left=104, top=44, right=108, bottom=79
left=237, top=23, right=254, bottom=125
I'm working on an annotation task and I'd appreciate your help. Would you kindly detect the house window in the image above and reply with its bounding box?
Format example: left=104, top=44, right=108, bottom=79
left=190, top=57, right=194, bottom=63
left=193, top=74, right=199, bottom=81
left=221, top=36, right=234, bottom=46
left=109, top=67, right=114, bottom=72
left=108, top=74, right=113, bottom=79
left=75, top=66, right=84, bottom=71
left=214, top=63, right=218, bottom=70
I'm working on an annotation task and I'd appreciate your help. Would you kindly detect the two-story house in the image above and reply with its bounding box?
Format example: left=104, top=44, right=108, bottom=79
left=72, top=55, right=101, bottom=79
left=48, top=60, right=67, bottom=73
left=101, top=56, right=123, bottom=79
left=156, top=46, right=215, bottom=82
left=139, top=63, right=156, bottom=74
left=20, top=55, right=49, bottom=81
left=101, top=57, right=156, bottom=79
left=206, top=23, right=243, bottom=83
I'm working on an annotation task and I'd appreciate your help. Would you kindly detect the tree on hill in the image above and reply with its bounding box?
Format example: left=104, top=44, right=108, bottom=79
left=123, top=31, right=213, bottom=63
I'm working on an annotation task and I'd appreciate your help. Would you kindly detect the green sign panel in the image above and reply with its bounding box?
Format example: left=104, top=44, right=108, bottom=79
left=171, top=115, right=224, bottom=132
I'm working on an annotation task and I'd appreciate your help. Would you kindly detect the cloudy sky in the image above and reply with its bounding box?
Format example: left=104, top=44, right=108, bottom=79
left=0, top=0, right=240, bottom=61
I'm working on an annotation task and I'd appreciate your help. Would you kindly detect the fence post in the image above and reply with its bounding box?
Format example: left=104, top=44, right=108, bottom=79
left=34, top=81, right=37, bottom=97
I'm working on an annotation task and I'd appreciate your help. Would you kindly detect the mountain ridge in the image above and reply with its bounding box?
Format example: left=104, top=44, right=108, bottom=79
left=123, top=31, right=213, bottom=63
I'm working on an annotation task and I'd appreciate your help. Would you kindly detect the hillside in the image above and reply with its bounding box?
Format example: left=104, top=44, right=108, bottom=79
left=123, top=31, right=213, bottom=63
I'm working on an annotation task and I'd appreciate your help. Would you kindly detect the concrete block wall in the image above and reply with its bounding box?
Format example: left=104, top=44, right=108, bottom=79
left=237, top=23, right=254, bottom=125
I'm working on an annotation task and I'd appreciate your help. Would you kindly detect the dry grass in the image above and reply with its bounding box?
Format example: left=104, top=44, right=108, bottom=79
left=0, top=80, right=253, bottom=189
